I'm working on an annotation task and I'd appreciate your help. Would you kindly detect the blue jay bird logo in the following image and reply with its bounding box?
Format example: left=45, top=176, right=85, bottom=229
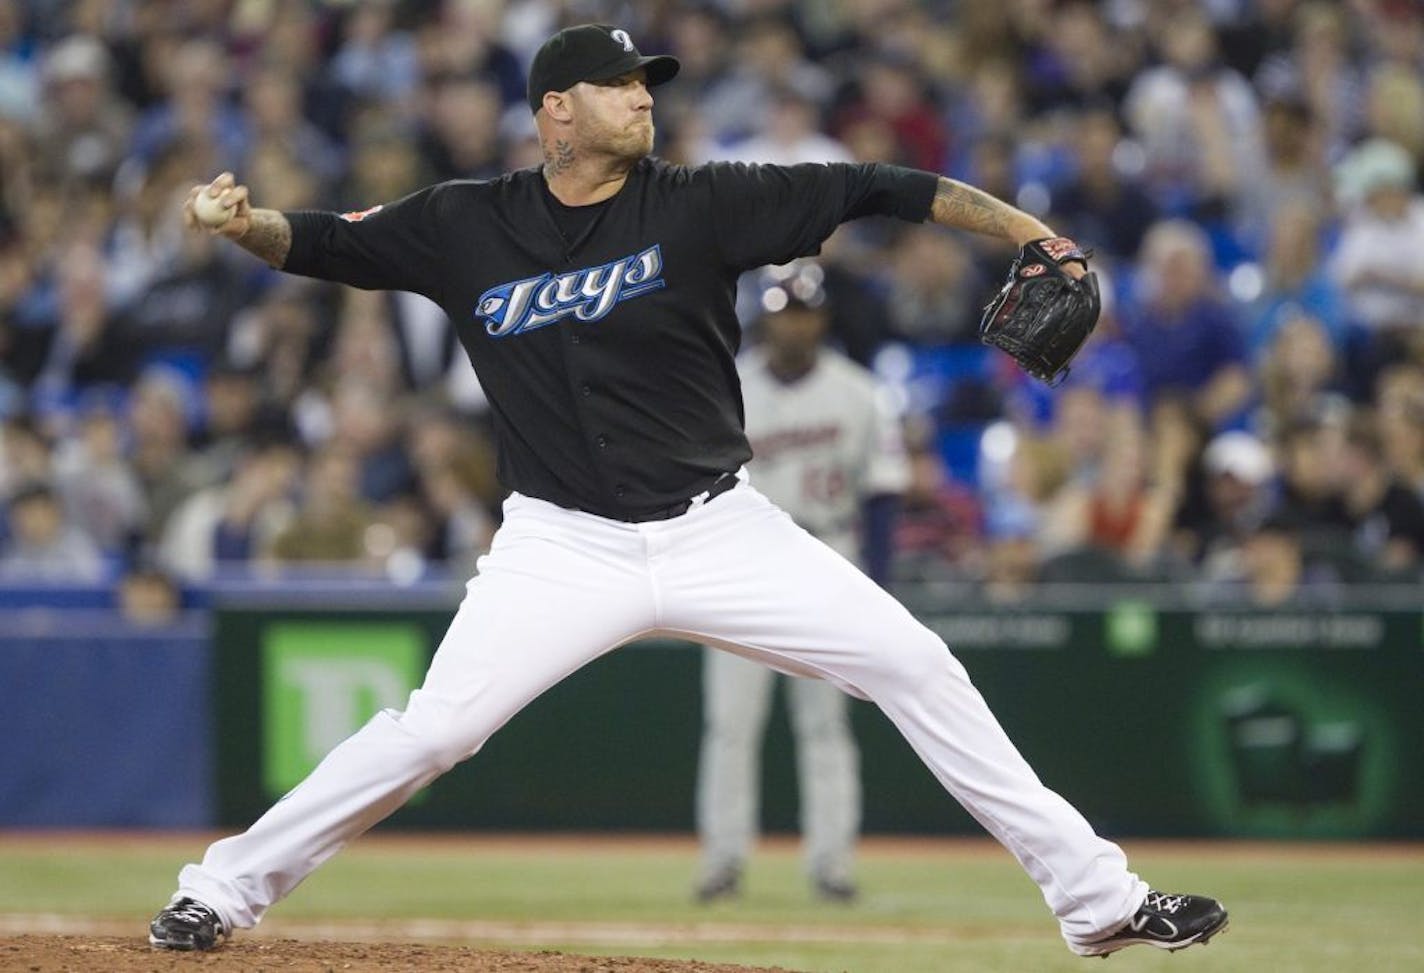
left=476, top=245, right=666, bottom=337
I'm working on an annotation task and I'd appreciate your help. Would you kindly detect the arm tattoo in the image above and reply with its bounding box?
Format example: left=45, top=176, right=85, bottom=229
left=544, top=139, right=576, bottom=176
left=236, top=209, right=293, bottom=268
left=929, top=177, right=1016, bottom=239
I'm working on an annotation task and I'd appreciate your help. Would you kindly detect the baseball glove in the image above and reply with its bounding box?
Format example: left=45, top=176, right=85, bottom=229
left=979, top=236, right=1101, bottom=387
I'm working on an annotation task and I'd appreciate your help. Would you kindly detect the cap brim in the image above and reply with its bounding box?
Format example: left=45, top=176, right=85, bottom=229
left=639, top=54, right=680, bottom=86
left=586, top=53, right=680, bottom=87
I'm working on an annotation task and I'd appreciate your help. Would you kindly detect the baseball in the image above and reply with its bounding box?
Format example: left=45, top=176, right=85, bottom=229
left=193, top=189, right=235, bottom=229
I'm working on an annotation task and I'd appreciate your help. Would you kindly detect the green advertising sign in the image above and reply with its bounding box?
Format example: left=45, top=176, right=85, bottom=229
left=213, top=605, right=1424, bottom=837
left=261, top=623, right=426, bottom=796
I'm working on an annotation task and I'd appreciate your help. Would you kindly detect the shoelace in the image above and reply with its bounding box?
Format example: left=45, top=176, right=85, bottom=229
left=167, top=901, right=218, bottom=927
left=1143, top=891, right=1187, bottom=914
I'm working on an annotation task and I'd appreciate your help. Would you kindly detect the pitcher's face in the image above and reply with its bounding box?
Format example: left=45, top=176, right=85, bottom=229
left=568, top=69, right=655, bottom=161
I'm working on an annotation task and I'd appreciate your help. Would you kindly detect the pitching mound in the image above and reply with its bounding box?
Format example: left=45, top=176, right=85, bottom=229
left=0, top=936, right=794, bottom=972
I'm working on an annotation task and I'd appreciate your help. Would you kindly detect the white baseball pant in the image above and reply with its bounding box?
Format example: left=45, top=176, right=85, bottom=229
left=175, top=481, right=1146, bottom=951
left=697, top=649, right=860, bottom=885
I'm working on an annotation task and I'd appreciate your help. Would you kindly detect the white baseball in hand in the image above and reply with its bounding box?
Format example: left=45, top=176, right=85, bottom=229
left=193, top=190, right=235, bottom=228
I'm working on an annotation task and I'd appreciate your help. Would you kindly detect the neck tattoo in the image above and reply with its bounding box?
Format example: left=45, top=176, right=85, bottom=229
left=545, top=139, right=575, bottom=176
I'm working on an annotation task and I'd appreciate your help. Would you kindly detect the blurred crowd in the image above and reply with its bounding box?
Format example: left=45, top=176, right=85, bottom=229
left=1, top=0, right=1424, bottom=612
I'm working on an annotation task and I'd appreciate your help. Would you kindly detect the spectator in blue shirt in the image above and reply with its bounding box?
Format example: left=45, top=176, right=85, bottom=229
left=1121, top=220, right=1251, bottom=430
left=1247, top=198, right=1348, bottom=360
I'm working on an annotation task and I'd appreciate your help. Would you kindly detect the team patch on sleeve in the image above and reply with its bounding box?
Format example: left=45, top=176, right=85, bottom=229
left=340, top=204, right=384, bottom=223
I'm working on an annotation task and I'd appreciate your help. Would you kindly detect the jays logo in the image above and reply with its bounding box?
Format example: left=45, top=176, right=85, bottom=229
left=475, top=245, right=666, bottom=337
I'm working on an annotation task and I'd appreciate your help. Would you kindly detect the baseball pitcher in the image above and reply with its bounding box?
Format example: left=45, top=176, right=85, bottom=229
left=150, top=24, right=1226, bottom=959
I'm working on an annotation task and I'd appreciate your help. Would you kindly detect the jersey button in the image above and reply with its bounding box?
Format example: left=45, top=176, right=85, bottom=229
left=581, top=384, right=592, bottom=397
left=614, top=485, right=627, bottom=498
left=596, top=435, right=608, bottom=448
left=570, top=334, right=582, bottom=345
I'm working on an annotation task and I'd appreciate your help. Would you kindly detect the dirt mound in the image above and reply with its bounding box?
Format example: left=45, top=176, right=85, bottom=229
left=0, top=936, right=796, bottom=972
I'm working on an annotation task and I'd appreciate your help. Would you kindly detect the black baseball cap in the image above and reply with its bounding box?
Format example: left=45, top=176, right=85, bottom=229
left=527, top=24, right=680, bottom=114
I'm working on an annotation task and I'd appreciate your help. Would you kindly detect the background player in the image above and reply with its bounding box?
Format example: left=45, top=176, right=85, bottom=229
left=695, top=260, right=908, bottom=904
left=148, top=24, right=1227, bottom=959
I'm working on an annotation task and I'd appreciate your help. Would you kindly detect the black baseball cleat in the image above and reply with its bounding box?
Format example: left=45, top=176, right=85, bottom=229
left=694, top=866, right=742, bottom=904
left=149, top=897, right=227, bottom=951
left=1072, top=890, right=1228, bottom=958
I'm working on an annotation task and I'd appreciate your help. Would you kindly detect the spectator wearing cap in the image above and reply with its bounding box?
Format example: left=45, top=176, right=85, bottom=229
left=1330, top=138, right=1424, bottom=383
left=1176, top=429, right=1276, bottom=577
left=30, top=34, right=133, bottom=186
left=0, top=480, right=104, bottom=581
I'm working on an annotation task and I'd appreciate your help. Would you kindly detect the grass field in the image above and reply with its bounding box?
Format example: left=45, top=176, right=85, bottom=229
left=1, top=833, right=1421, bottom=972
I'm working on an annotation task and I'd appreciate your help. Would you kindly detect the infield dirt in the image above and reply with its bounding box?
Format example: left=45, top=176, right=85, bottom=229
left=0, top=936, right=793, bottom=972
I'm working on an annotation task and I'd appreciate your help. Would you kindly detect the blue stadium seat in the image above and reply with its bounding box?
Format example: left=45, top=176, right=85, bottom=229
left=936, top=424, right=984, bottom=484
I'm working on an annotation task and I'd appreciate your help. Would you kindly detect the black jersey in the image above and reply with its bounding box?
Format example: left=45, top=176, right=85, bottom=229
left=282, top=158, right=937, bottom=520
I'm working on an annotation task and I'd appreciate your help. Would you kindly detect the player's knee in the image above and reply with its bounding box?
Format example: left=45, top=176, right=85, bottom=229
left=875, top=627, right=962, bottom=691
left=391, top=706, right=486, bottom=772
left=415, top=727, right=486, bottom=773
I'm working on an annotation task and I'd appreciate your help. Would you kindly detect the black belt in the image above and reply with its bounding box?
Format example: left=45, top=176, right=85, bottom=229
left=615, top=473, right=740, bottom=523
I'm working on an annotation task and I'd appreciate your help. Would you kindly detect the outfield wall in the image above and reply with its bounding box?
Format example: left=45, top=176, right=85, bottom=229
left=4, top=584, right=1422, bottom=837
